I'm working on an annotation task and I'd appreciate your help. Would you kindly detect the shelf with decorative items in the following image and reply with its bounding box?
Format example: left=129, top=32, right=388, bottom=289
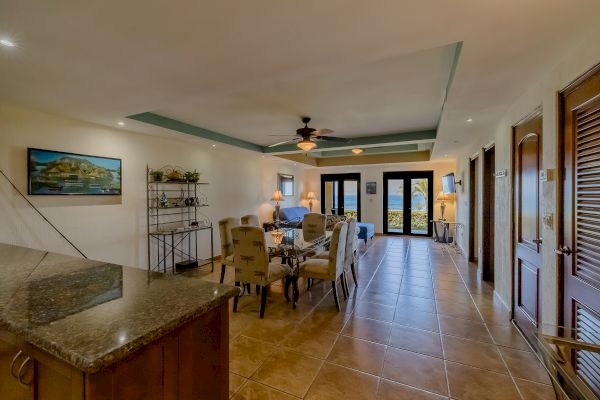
left=147, top=165, right=213, bottom=274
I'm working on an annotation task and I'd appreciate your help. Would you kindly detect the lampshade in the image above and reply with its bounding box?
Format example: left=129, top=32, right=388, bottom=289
left=271, top=190, right=284, bottom=201
left=436, top=191, right=452, bottom=201
left=297, top=139, right=317, bottom=151
left=306, top=191, right=316, bottom=200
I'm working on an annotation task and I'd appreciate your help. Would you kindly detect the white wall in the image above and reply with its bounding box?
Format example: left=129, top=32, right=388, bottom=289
left=0, top=104, right=305, bottom=268
left=454, top=23, right=600, bottom=324
left=303, top=160, right=456, bottom=233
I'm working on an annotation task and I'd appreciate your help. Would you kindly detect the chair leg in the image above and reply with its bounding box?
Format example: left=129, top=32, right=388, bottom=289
left=350, top=262, right=358, bottom=287
left=342, top=272, right=349, bottom=299
left=259, top=285, right=269, bottom=319
left=246, top=283, right=252, bottom=294
left=220, top=264, right=226, bottom=283
left=233, top=281, right=240, bottom=312
left=331, top=281, right=340, bottom=312
left=307, top=277, right=312, bottom=290
left=256, top=285, right=261, bottom=295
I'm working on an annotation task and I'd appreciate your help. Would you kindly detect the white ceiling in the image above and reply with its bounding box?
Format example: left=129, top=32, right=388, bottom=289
left=1, top=0, right=599, bottom=157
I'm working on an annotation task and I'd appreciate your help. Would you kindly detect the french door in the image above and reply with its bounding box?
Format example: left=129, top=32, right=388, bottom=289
left=383, top=171, right=433, bottom=236
left=320, top=173, right=361, bottom=221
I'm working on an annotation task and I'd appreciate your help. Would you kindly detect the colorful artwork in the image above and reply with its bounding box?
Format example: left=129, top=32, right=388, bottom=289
left=28, top=148, right=122, bottom=195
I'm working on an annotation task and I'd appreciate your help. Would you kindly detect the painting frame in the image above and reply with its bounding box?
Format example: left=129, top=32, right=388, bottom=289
left=278, top=173, right=294, bottom=197
left=28, top=148, right=122, bottom=195
left=366, top=181, right=377, bottom=195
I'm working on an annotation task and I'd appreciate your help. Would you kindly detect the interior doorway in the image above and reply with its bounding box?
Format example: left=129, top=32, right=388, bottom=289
left=383, top=171, right=433, bottom=236
left=559, top=64, right=600, bottom=396
left=320, top=173, right=361, bottom=221
left=512, top=110, right=543, bottom=344
left=482, top=146, right=495, bottom=282
left=468, top=157, right=479, bottom=262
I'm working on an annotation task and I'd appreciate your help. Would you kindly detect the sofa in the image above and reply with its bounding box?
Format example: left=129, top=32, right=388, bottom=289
left=275, top=206, right=374, bottom=244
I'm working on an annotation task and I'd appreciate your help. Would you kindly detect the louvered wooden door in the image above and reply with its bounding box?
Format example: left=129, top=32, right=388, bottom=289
left=513, top=113, right=543, bottom=343
left=561, top=65, right=600, bottom=396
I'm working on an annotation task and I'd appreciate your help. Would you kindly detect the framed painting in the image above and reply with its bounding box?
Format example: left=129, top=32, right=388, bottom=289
left=366, top=181, right=377, bottom=194
left=28, top=148, right=122, bottom=195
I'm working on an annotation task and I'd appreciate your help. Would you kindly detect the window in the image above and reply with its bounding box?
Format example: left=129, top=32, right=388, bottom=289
left=278, top=174, right=294, bottom=196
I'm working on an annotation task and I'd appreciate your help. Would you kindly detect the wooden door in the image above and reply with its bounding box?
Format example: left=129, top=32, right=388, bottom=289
left=513, top=113, right=543, bottom=342
left=560, top=65, right=600, bottom=396
left=483, top=146, right=495, bottom=281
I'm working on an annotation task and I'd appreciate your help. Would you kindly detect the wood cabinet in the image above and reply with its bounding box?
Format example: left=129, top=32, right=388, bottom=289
left=0, top=303, right=229, bottom=400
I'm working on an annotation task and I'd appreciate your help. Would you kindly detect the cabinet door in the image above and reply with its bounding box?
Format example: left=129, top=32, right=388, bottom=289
left=0, top=335, right=34, bottom=400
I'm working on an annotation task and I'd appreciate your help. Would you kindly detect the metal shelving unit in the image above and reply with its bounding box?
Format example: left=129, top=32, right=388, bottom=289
left=146, top=165, right=213, bottom=274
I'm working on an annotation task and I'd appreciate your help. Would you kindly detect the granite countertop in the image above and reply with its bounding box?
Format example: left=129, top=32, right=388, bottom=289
left=0, top=243, right=238, bottom=373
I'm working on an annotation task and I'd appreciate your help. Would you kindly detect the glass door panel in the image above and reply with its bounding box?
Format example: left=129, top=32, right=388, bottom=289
left=383, top=171, right=433, bottom=236
left=344, top=180, right=358, bottom=219
left=387, top=179, right=404, bottom=233
left=320, top=174, right=361, bottom=221
left=410, top=178, right=429, bottom=234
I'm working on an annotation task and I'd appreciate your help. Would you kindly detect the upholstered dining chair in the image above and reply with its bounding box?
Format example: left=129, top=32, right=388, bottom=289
left=241, top=214, right=260, bottom=227
left=231, top=226, right=290, bottom=318
left=316, top=218, right=358, bottom=296
left=302, top=213, right=327, bottom=242
left=218, top=217, right=240, bottom=283
left=299, top=221, right=348, bottom=311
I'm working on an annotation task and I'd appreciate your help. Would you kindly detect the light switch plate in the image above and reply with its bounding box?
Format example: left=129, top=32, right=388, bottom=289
left=495, top=169, right=507, bottom=178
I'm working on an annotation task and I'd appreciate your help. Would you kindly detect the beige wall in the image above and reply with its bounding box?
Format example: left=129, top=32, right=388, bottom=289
left=454, top=24, right=600, bottom=323
left=0, top=104, right=305, bottom=268
left=303, top=160, right=456, bottom=233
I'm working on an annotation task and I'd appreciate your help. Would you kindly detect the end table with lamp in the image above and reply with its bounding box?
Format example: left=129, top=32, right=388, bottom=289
left=306, top=191, right=316, bottom=212
left=272, top=190, right=284, bottom=221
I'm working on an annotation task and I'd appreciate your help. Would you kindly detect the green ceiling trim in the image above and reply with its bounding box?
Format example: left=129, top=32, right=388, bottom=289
left=127, top=112, right=264, bottom=152
left=439, top=41, right=463, bottom=120
left=313, top=144, right=420, bottom=158
left=263, top=129, right=437, bottom=154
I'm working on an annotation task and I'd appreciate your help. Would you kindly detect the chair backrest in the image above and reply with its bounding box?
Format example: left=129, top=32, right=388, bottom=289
left=231, top=226, right=270, bottom=285
left=218, top=217, right=240, bottom=257
left=303, top=213, right=326, bottom=241
left=327, top=221, right=348, bottom=278
left=241, top=214, right=260, bottom=227
left=344, top=218, right=357, bottom=269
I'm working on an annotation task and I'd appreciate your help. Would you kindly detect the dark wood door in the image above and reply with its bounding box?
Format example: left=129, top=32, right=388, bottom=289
left=513, top=113, right=543, bottom=342
left=560, top=66, right=600, bottom=396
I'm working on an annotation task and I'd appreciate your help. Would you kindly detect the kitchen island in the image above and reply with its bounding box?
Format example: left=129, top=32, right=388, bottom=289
left=0, top=243, right=238, bottom=400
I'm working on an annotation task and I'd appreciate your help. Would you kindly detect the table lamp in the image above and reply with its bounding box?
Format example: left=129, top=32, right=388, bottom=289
left=272, top=190, right=284, bottom=221
left=306, top=191, right=316, bottom=212
left=436, top=191, right=452, bottom=220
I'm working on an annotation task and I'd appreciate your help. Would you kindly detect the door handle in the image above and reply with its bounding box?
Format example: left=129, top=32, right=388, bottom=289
left=532, top=238, right=542, bottom=244
left=17, top=356, right=33, bottom=387
left=555, top=246, right=574, bottom=256
left=10, top=350, right=24, bottom=379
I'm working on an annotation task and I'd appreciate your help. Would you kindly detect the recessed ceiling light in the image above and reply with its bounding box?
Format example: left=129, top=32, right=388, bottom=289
left=466, top=118, right=473, bottom=122
left=444, top=154, right=448, bottom=158
left=351, top=148, right=363, bottom=155
left=117, top=121, right=125, bottom=126
left=212, top=144, right=216, bottom=148
left=0, top=39, right=16, bottom=47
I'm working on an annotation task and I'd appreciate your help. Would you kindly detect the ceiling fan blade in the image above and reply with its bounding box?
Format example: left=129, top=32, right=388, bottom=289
left=313, top=128, right=334, bottom=135
left=267, top=134, right=298, bottom=137
left=268, top=138, right=301, bottom=147
left=314, top=136, right=351, bottom=142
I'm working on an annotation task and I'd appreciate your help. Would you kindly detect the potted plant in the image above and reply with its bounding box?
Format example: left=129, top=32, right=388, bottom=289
left=184, top=170, right=200, bottom=183
left=150, top=170, right=164, bottom=182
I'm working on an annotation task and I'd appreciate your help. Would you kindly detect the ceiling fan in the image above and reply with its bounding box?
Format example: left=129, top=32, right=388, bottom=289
left=268, top=117, right=350, bottom=151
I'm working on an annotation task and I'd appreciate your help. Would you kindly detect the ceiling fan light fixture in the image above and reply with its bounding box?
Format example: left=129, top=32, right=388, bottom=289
left=297, top=139, right=317, bottom=151
left=352, top=148, right=363, bottom=155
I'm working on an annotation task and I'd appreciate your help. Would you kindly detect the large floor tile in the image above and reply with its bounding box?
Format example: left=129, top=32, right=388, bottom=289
left=499, top=347, right=552, bottom=384
left=355, top=301, right=396, bottom=322
left=280, top=324, right=339, bottom=359
left=382, top=348, right=448, bottom=396
left=229, top=335, right=278, bottom=378
left=442, top=335, right=508, bottom=374
left=305, top=362, right=379, bottom=400
left=327, top=335, right=386, bottom=375
left=393, top=307, right=440, bottom=332
left=230, top=373, right=247, bottom=397
left=446, top=361, right=521, bottom=400
left=486, top=324, right=532, bottom=351
left=397, top=294, right=437, bottom=314
left=377, top=379, right=449, bottom=400
left=251, top=348, right=323, bottom=398
left=388, top=325, right=443, bottom=358
left=438, top=315, right=492, bottom=343
left=514, top=378, right=557, bottom=400
left=242, top=318, right=299, bottom=344
left=232, top=381, right=301, bottom=400
left=342, top=315, right=392, bottom=344
left=361, top=289, right=399, bottom=306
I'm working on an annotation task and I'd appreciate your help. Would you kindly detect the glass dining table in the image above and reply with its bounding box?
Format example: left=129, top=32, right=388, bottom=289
left=531, top=324, right=600, bottom=400
left=264, top=228, right=332, bottom=308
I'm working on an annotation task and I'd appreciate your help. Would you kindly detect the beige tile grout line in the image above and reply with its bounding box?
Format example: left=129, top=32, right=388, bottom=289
left=444, top=245, right=527, bottom=400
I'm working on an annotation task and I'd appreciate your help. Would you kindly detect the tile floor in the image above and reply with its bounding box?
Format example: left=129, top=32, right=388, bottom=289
left=199, top=236, right=556, bottom=400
